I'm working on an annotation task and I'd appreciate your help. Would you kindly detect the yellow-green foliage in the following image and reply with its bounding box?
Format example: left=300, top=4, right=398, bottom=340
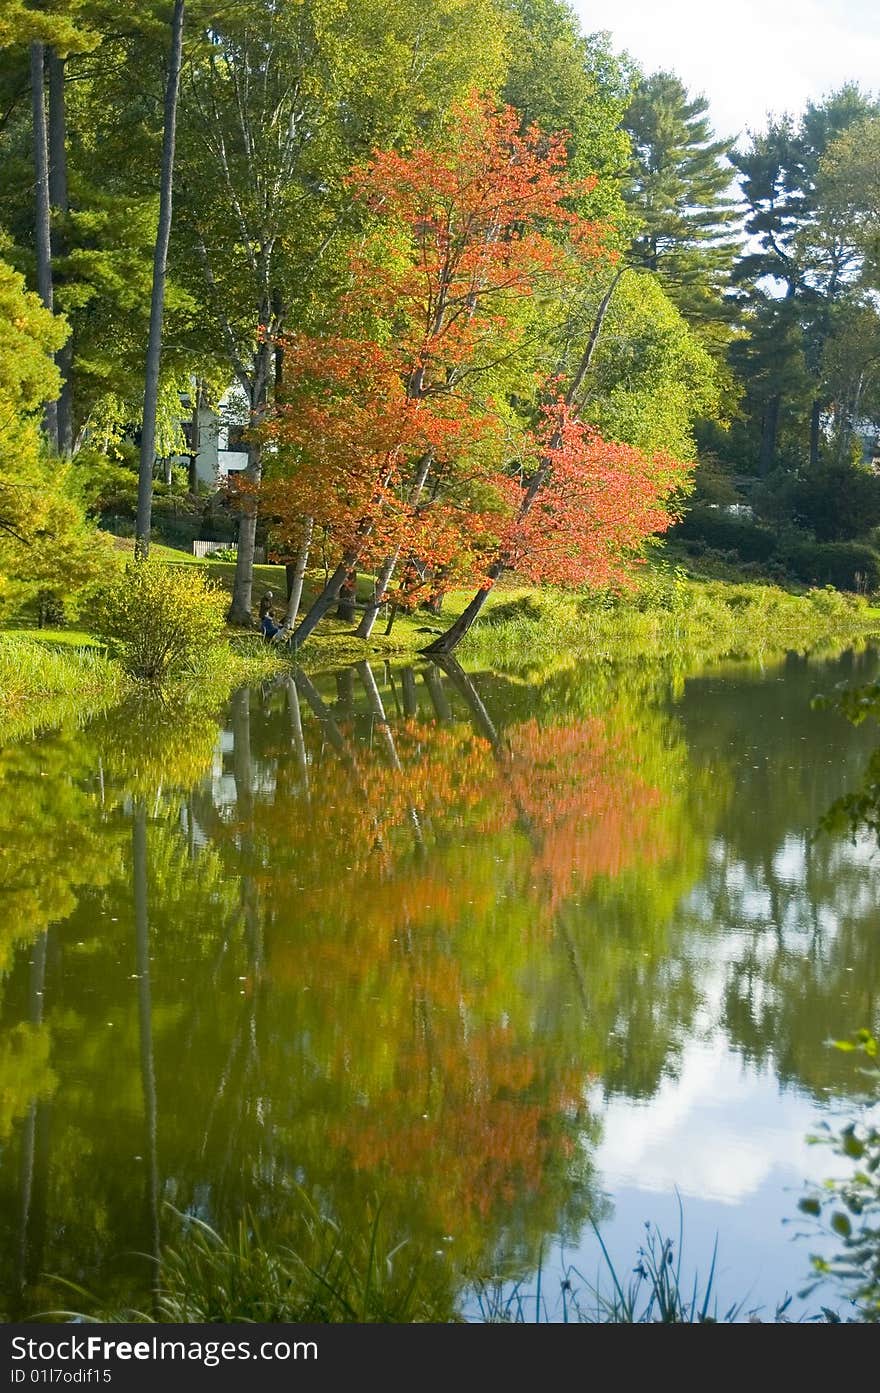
left=0, top=251, right=117, bottom=621
left=582, top=272, right=721, bottom=461
left=0, top=635, right=126, bottom=742
left=0, top=1024, right=56, bottom=1142
left=94, top=557, right=228, bottom=681
left=460, top=574, right=877, bottom=672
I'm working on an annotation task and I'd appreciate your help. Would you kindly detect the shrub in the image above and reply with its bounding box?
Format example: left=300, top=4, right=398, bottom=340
left=779, top=539, right=880, bottom=592
left=93, top=556, right=227, bottom=681
left=72, top=450, right=139, bottom=517
left=206, top=545, right=239, bottom=562
left=671, top=507, right=777, bottom=563
left=790, top=461, right=880, bottom=542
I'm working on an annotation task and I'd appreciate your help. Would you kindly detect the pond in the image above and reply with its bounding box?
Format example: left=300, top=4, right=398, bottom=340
left=1, top=645, right=879, bottom=1320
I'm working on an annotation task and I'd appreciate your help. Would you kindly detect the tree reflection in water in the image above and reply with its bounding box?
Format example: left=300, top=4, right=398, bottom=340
left=0, top=648, right=877, bottom=1317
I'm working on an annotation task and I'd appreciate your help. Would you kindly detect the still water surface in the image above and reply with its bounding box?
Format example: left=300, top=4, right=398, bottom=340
left=1, top=647, right=879, bottom=1318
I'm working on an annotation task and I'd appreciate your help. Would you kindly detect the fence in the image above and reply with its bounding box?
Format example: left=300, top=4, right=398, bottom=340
left=192, top=540, right=266, bottom=562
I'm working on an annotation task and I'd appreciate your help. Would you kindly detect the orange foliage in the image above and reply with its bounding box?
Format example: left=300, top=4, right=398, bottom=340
left=263, top=94, right=613, bottom=579
left=500, top=403, right=693, bottom=588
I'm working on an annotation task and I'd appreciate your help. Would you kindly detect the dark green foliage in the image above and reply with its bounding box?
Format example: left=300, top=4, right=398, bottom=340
left=729, top=87, right=880, bottom=476
left=780, top=539, right=880, bottom=591
left=672, top=508, right=777, bottom=563
left=788, top=461, right=880, bottom=542
left=622, top=71, right=740, bottom=323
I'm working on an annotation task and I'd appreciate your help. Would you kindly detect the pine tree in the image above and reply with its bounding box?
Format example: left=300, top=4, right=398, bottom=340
left=622, top=71, right=740, bottom=325
left=732, top=86, right=880, bottom=468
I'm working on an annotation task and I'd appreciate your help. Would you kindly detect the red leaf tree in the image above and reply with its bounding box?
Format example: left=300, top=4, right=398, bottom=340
left=264, top=93, right=604, bottom=642
left=263, top=94, right=692, bottom=653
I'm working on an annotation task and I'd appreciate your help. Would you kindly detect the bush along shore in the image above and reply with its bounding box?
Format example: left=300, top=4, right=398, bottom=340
left=0, top=557, right=286, bottom=743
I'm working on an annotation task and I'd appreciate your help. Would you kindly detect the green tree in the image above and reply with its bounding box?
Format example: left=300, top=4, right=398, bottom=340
left=578, top=270, right=720, bottom=460
left=622, top=71, right=740, bottom=329
left=732, top=87, right=880, bottom=471
left=0, top=249, right=112, bottom=618
left=819, top=116, right=880, bottom=283
left=499, top=0, right=633, bottom=224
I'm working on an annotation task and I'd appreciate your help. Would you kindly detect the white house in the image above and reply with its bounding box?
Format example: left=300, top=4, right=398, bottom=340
left=172, top=383, right=250, bottom=487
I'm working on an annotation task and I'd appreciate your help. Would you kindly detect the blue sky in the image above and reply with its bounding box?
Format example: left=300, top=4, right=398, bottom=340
left=571, top=1, right=880, bottom=143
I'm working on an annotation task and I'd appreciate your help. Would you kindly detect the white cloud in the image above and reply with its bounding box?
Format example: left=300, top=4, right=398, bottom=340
left=571, top=0, right=880, bottom=143
left=593, top=1040, right=846, bottom=1205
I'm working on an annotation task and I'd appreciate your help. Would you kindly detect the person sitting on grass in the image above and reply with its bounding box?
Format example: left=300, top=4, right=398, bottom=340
left=259, top=590, right=283, bottom=640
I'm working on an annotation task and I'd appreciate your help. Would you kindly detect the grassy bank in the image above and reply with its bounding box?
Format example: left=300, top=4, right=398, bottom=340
left=4, top=543, right=880, bottom=730
left=0, top=631, right=285, bottom=744
left=276, top=574, right=880, bottom=671
left=456, top=577, right=880, bottom=673
left=110, top=545, right=878, bottom=665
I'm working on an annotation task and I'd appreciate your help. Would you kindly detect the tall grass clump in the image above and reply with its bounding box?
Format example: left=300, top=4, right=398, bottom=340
left=0, top=635, right=125, bottom=740
left=52, top=1198, right=834, bottom=1325
left=56, top=1198, right=454, bottom=1324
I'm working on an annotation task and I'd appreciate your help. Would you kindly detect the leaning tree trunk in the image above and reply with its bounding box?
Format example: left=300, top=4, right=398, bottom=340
left=136, top=0, right=186, bottom=558
left=421, top=565, right=503, bottom=655
left=356, top=550, right=399, bottom=639
left=30, top=42, right=58, bottom=452
left=354, top=453, right=435, bottom=639
left=280, top=516, right=313, bottom=632
left=48, top=50, right=73, bottom=455
left=290, top=553, right=359, bottom=647
left=423, top=269, right=626, bottom=657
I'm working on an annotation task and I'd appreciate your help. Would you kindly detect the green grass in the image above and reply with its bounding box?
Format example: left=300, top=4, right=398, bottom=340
left=1, top=627, right=101, bottom=648
left=51, top=1199, right=454, bottom=1325
left=279, top=573, right=880, bottom=673
left=50, top=1199, right=829, bottom=1325
left=5, top=537, right=880, bottom=709
left=0, top=628, right=284, bottom=746
left=0, top=635, right=127, bottom=742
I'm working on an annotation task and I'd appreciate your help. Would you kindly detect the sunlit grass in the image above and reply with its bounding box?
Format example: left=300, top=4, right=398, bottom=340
left=0, top=635, right=126, bottom=742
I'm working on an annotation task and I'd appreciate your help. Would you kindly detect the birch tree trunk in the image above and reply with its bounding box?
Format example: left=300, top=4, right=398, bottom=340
left=188, top=378, right=201, bottom=493
left=355, top=451, right=435, bottom=639
left=136, top=0, right=186, bottom=558
left=290, top=554, right=358, bottom=647
left=280, top=516, right=313, bottom=633
left=227, top=440, right=261, bottom=624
